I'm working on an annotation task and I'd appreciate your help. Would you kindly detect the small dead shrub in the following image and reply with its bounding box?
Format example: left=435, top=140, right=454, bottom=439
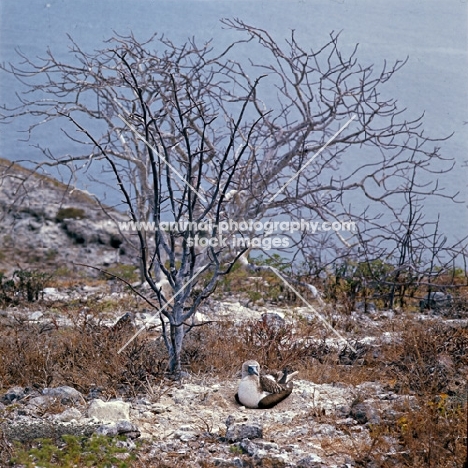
left=384, top=322, right=468, bottom=395
left=362, top=394, right=467, bottom=467
left=181, top=317, right=359, bottom=378
left=0, top=312, right=166, bottom=396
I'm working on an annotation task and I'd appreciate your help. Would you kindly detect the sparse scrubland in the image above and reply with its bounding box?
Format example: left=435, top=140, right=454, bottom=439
left=0, top=264, right=467, bottom=467
left=1, top=19, right=467, bottom=467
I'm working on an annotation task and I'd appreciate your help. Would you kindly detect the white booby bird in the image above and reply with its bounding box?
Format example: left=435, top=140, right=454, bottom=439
left=235, top=360, right=298, bottom=409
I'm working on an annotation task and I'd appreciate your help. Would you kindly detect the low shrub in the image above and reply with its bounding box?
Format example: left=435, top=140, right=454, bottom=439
left=55, top=207, right=86, bottom=222
left=0, top=269, right=51, bottom=304
left=0, top=311, right=166, bottom=394
left=11, top=434, right=137, bottom=468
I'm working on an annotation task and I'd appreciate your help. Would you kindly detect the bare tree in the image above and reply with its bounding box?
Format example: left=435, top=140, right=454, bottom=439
left=0, top=19, right=461, bottom=374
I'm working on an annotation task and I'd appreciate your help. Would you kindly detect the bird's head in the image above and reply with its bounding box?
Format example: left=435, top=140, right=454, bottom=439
left=241, top=360, right=260, bottom=378
left=248, top=364, right=259, bottom=376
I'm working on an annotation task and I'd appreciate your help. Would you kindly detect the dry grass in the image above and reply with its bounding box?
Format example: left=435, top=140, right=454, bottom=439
left=0, top=310, right=167, bottom=396
left=1, top=279, right=468, bottom=466
left=360, top=396, right=467, bottom=467
left=182, top=315, right=468, bottom=466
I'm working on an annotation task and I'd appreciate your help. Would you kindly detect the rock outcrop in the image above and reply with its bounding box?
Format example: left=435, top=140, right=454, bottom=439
left=0, top=158, right=136, bottom=275
left=0, top=374, right=415, bottom=467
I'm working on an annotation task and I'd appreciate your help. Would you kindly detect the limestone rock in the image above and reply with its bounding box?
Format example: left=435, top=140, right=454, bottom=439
left=225, top=414, right=249, bottom=427
left=29, top=311, right=44, bottom=321
left=239, top=438, right=267, bottom=457
left=87, top=399, right=131, bottom=422
left=43, top=386, right=85, bottom=404
left=0, top=159, right=135, bottom=275
left=0, top=420, right=98, bottom=442
left=95, top=420, right=140, bottom=439
left=174, top=425, right=199, bottom=442
left=115, top=438, right=137, bottom=450
left=151, top=403, right=170, bottom=414
left=54, top=407, right=82, bottom=422
left=26, top=395, right=55, bottom=410
left=312, top=424, right=337, bottom=436
left=225, top=421, right=263, bottom=442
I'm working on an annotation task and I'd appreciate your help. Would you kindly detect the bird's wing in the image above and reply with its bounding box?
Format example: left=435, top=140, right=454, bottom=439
left=279, top=370, right=299, bottom=384
left=258, top=387, right=293, bottom=409
left=268, top=370, right=285, bottom=381
left=262, top=368, right=299, bottom=385
left=259, top=374, right=285, bottom=394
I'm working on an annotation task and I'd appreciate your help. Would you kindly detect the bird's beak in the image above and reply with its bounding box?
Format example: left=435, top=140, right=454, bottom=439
left=248, top=365, right=259, bottom=376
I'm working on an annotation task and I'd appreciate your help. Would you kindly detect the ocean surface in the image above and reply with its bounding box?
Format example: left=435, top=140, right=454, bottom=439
left=0, top=0, right=467, bottom=246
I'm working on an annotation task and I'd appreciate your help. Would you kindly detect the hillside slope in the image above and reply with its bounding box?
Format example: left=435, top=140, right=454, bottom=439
left=0, top=158, right=136, bottom=276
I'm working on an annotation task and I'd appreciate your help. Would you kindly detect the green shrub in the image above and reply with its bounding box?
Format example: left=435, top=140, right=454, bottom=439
left=55, top=207, right=86, bottom=222
left=11, top=434, right=137, bottom=468
left=0, top=269, right=51, bottom=304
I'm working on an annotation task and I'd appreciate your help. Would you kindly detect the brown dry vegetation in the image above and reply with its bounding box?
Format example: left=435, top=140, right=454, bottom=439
left=1, top=268, right=468, bottom=466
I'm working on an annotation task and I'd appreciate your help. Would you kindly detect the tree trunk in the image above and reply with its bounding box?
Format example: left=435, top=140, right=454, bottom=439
left=167, top=321, right=185, bottom=376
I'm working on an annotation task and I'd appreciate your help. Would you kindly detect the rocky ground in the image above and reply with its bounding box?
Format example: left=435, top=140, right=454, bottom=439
left=1, top=160, right=466, bottom=466
left=0, top=157, right=135, bottom=277
left=1, top=284, right=464, bottom=467
left=0, top=376, right=412, bottom=467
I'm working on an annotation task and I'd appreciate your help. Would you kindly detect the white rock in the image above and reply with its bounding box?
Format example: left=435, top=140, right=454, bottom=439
left=29, top=311, right=44, bottom=321
left=312, top=423, right=337, bottom=436
left=55, top=407, right=82, bottom=422
left=27, top=396, right=54, bottom=409
left=173, top=426, right=198, bottom=442
left=87, top=399, right=131, bottom=422
left=43, top=386, right=84, bottom=404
